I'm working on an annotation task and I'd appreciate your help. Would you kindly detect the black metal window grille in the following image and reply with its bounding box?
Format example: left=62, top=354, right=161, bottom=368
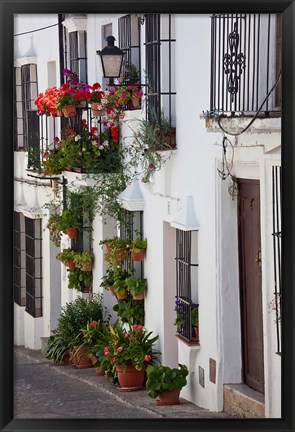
left=118, top=14, right=141, bottom=85
left=21, top=64, right=39, bottom=153
left=175, top=229, right=199, bottom=342
left=25, top=217, right=43, bottom=318
left=210, top=14, right=281, bottom=116
left=14, top=212, right=26, bottom=306
left=14, top=67, right=24, bottom=150
left=272, top=165, right=281, bottom=355
left=63, top=28, right=88, bottom=85
left=145, top=14, right=176, bottom=147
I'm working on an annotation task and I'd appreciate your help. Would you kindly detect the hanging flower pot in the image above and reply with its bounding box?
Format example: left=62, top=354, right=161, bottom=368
left=81, top=285, right=91, bottom=293
left=62, top=104, right=77, bottom=117
left=105, top=243, right=111, bottom=254
left=131, top=248, right=145, bottom=262
left=132, top=292, right=144, bottom=301
left=116, top=288, right=128, bottom=300
left=55, top=110, right=63, bottom=117
left=192, top=325, right=199, bottom=341
left=90, top=103, right=103, bottom=116
left=116, top=365, right=145, bottom=390
left=156, top=389, right=181, bottom=406
left=81, top=261, right=93, bottom=272
left=66, top=227, right=79, bottom=239
left=64, top=259, right=76, bottom=270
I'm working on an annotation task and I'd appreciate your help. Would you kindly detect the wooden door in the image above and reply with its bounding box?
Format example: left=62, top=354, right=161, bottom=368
left=238, top=179, right=264, bottom=394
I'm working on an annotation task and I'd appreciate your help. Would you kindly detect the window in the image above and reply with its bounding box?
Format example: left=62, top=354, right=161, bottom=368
left=14, top=212, right=26, bottom=306
left=144, top=14, right=176, bottom=147
left=272, top=165, right=281, bottom=355
left=175, top=229, right=199, bottom=342
left=17, top=64, right=40, bottom=166
left=118, top=14, right=141, bottom=84
left=63, top=17, right=88, bottom=84
left=25, top=217, right=43, bottom=318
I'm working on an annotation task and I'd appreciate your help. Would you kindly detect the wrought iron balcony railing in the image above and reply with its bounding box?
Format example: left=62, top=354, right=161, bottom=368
left=210, top=14, right=281, bottom=116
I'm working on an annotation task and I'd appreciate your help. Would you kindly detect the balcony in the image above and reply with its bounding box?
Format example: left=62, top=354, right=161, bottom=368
left=209, top=13, right=281, bottom=117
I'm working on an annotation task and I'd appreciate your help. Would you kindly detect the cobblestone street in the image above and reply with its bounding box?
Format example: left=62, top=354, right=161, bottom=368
left=14, top=346, right=232, bottom=420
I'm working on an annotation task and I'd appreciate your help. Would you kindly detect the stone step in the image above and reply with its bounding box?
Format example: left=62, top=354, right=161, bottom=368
left=224, top=384, right=265, bottom=418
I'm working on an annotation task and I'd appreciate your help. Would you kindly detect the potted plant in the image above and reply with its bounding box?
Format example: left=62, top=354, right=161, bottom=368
left=58, top=209, right=81, bottom=239
left=89, top=82, right=104, bottom=116
left=146, top=363, right=189, bottom=405
left=191, top=303, right=199, bottom=341
left=113, top=299, right=145, bottom=326
left=46, top=213, right=62, bottom=247
left=103, top=324, right=160, bottom=390
left=73, top=251, right=94, bottom=272
left=174, top=297, right=184, bottom=332
left=56, top=247, right=76, bottom=270
left=67, top=268, right=93, bottom=293
left=46, top=294, right=105, bottom=367
left=113, top=268, right=130, bottom=300
left=103, top=237, right=130, bottom=266
left=130, top=238, right=147, bottom=261
left=126, top=275, right=146, bottom=300
left=100, top=267, right=116, bottom=295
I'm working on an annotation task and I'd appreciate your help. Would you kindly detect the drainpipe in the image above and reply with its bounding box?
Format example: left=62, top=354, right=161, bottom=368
left=58, top=14, right=65, bottom=85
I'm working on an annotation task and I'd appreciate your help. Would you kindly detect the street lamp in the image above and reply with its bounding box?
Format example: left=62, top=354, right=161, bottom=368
left=97, top=35, right=124, bottom=84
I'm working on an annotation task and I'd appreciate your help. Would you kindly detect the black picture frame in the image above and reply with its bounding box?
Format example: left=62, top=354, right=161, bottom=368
left=1, top=1, right=294, bottom=431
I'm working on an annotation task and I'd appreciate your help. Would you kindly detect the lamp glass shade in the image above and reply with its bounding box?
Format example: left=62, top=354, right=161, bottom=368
left=100, top=53, right=124, bottom=78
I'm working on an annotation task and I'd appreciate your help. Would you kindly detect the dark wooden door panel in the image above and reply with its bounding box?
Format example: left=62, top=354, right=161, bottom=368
left=238, top=179, right=264, bottom=394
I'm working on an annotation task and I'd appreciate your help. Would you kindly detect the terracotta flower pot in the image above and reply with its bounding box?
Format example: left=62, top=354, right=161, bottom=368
left=105, top=243, right=111, bottom=254
left=91, top=103, right=103, bottom=116
left=116, top=289, right=128, bottom=300
left=66, top=227, right=79, bottom=239
left=156, top=389, right=181, bottom=406
left=131, top=97, right=140, bottom=108
left=62, top=104, right=77, bottom=117
left=81, top=261, right=93, bottom=272
left=131, top=248, right=145, bottom=262
left=110, top=286, right=116, bottom=296
left=90, top=355, right=104, bottom=376
left=132, top=292, right=144, bottom=301
left=55, top=110, right=63, bottom=117
left=74, top=347, right=92, bottom=369
left=116, top=365, right=145, bottom=390
left=81, top=285, right=91, bottom=293
left=64, top=259, right=76, bottom=270
left=192, top=325, right=199, bottom=341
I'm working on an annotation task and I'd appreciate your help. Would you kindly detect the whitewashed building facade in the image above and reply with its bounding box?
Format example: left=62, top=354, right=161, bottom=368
left=13, top=12, right=281, bottom=418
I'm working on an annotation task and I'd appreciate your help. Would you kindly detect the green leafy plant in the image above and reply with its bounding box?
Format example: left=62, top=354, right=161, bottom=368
left=58, top=209, right=81, bottom=231
left=113, top=268, right=130, bottom=295
left=45, top=333, right=71, bottom=364
left=100, top=267, right=115, bottom=291
left=54, top=294, right=105, bottom=351
left=126, top=275, right=146, bottom=297
left=145, top=364, right=189, bottom=399
left=191, top=304, right=199, bottom=327
left=67, top=268, right=93, bottom=292
left=104, top=237, right=130, bottom=267
left=113, top=299, right=145, bottom=325
left=73, top=251, right=94, bottom=271
left=56, top=247, right=76, bottom=264
left=130, top=238, right=147, bottom=254
left=46, top=213, right=62, bottom=247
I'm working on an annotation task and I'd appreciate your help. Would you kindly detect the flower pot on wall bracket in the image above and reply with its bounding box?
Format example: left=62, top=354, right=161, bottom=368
left=62, top=105, right=77, bottom=117
left=90, top=103, right=103, bottom=116
left=131, top=248, right=145, bottom=262
left=64, top=259, right=76, bottom=270
left=81, top=261, right=94, bottom=272
left=66, top=227, right=79, bottom=239
left=192, top=325, right=199, bottom=341
left=55, top=110, right=63, bottom=117
left=132, top=292, right=144, bottom=301
left=116, top=289, right=128, bottom=300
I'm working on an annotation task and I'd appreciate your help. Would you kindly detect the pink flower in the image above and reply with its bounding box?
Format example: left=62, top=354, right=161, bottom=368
left=117, top=346, right=123, bottom=352
left=144, top=355, right=151, bottom=362
left=132, top=325, right=138, bottom=330
left=149, top=163, right=155, bottom=170
left=111, top=358, right=116, bottom=364
left=53, top=137, right=60, bottom=143
left=124, top=333, right=129, bottom=339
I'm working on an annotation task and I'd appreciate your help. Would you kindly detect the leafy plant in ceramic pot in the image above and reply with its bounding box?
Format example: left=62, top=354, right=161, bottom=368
left=56, top=248, right=76, bottom=269
left=145, top=363, right=189, bottom=405
left=67, top=268, right=93, bottom=293
left=58, top=209, right=81, bottom=239
left=126, top=275, right=146, bottom=300
left=130, top=238, right=147, bottom=261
